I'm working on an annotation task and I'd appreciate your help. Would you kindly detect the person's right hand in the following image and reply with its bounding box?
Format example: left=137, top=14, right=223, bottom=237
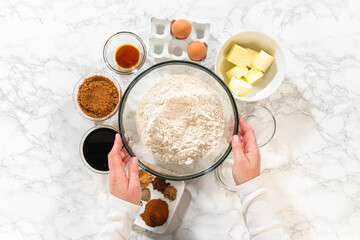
left=108, top=134, right=141, bottom=205
left=231, top=115, right=261, bottom=185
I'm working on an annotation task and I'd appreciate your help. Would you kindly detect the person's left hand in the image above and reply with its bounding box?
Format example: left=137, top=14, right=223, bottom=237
left=108, top=134, right=141, bottom=205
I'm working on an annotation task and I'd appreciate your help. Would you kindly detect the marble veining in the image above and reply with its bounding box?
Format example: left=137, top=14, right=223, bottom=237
left=0, top=0, right=359, bottom=239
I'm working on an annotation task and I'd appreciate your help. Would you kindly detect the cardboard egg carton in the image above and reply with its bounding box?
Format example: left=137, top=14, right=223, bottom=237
left=149, top=17, right=210, bottom=61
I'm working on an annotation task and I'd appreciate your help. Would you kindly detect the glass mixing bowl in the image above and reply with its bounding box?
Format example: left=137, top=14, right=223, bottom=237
left=118, top=60, right=238, bottom=180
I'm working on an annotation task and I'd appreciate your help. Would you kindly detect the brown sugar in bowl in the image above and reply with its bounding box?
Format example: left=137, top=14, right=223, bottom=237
left=73, top=73, right=122, bottom=121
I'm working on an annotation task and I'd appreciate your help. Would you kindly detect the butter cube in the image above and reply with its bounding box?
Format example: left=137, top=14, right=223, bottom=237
left=243, top=68, right=264, bottom=85
left=225, top=65, right=248, bottom=81
left=245, top=48, right=259, bottom=67
left=228, top=77, right=253, bottom=96
left=252, top=50, right=274, bottom=72
left=226, top=44, right=251, bottom=67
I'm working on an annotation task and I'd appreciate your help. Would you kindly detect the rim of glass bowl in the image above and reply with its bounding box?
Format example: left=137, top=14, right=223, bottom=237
left=118, top=60, right=239, bottom=181
left=79, top=124, right=119, bottom=174
left=215, top=166, right=237, bottom=192
left=73, top=72, right=122, bottom=122
left=239, top=105, right=276, bottom=148
left=103, top=31, right=147, bottom=75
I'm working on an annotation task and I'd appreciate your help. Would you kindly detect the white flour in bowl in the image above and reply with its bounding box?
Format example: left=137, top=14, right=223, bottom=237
left=137, top=75, right=224, bottom=164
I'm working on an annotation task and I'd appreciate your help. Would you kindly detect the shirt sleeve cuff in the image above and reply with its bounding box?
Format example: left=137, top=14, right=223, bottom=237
left=108, top=193, right=140, bottom=220
left=235, top=175, right=262, bottom=199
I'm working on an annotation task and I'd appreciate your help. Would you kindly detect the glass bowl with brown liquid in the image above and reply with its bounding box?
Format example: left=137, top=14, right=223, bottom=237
left=103, top=32, right=147, bottom=75
left=79, top=124, right=118, bottom=174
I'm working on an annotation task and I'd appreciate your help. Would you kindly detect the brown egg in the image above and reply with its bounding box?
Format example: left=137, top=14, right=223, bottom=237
left=187, top=41, right=207, bottom=61
left=171, top=19, right=192, bottom=39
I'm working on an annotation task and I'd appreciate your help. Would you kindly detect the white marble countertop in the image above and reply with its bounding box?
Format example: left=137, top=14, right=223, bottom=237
left=1, top=0, right=360, bottom=239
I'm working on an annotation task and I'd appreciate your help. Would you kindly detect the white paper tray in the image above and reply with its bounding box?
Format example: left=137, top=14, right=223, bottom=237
left=134, top=179, right=185, bottom=233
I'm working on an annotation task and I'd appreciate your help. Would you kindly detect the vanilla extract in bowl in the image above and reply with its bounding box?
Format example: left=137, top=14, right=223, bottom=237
left=80, top=125, right=118, bottom=173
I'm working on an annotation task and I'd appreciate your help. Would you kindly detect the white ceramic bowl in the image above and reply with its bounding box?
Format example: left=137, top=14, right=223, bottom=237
left=215, top=31, right=286, bottom=102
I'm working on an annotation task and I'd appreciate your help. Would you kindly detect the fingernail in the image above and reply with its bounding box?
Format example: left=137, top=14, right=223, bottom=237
left=233, top=135, right=239, bottom=142
left=115, top=134, right=120, bottom=141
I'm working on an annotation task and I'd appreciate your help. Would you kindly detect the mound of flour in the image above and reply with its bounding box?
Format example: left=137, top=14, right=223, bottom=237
left=137, top=75, right=224, bottom=164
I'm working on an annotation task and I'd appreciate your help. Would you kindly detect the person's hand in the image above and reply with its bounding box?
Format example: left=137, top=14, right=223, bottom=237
left=230, top=115, right=261, bottom=185
left=108, top=133, right=141, bottom=205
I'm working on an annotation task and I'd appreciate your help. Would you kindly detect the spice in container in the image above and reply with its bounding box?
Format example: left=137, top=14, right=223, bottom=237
left=115, top=44, right=140, bottom=69
left=163, top=186, right=177, bottom=201
left=140, top=199, right=169, bottom=227
left=141, top=188, right=151, bottom=202
left=76, top=75, right=120, bottom=119
left=152, top=177, right=170, bottom=193
left=139, top=169, right=154, bottom=189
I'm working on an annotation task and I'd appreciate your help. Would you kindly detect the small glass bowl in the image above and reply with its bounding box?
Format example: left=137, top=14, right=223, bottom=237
left=73, top=72, right=122, bottom=122
left=79, top=124, right=119, bottom=174
left=215, top=158, right=237, bottom=192
left=215, top=105, right=276, bottom=192
left=103, top=32, right=147, bottom=75
left=239, top=105, right=276, bottom=147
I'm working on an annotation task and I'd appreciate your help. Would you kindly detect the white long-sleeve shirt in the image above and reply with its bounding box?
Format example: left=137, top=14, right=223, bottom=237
left=97, top=176, right=288, bottom=240
left=235, top=176, right=289, bottom=240
left=97, top=194, right=140, bottom=240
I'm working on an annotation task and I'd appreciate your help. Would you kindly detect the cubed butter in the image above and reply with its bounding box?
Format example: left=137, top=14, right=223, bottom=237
left=252, top=50, right=274, bottom=72
left=226, top=44, right=251, bottom=67
left=228, top=77, right=253, bottom=96
left=225, top=65, right=248, bottom=81
left=245, top=48, right=259, bottom=67
left=243, top=67, right=264, bottom=85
